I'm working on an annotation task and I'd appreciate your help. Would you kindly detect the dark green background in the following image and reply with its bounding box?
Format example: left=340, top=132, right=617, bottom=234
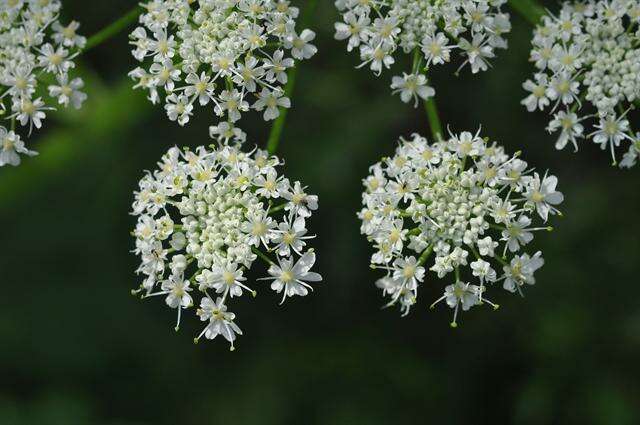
left=1, top=1, right=639, bottom=424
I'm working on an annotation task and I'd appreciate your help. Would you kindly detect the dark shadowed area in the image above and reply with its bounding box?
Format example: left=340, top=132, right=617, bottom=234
left=1, top=1, right=639, bottom=424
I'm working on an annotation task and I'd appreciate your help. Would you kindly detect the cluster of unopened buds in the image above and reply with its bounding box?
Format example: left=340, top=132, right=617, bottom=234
left=131, top=144, right=322, bottom=349
left=334, top=0, right=511, bottom=106
left=0, top=0, right=87, bottom=167
left=522, top=0, right=640, bottom=168
left=129, top=0, right=317, bottom=142
left=359, top=130, right=564, bottom=327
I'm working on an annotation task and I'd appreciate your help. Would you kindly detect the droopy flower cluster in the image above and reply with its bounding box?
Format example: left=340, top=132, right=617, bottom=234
left=132, top=144, right=321, bottom=349
left=334, top=0, right=511, bottom=106
left=129, top=0, right=317, bottom=142
left=0, top=0, right=87, bottom=167
left=359, top=131, right=564, bottom=327
left=523, top=0, right=640, bottom=168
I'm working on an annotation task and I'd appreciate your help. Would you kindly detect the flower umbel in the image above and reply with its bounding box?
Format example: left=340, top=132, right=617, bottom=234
left=334, top=0, right=511, bottom=104
left=132, top=144, right=322, bottom=350
left=359, top=131, right=563, bottom=326
left=0, top=0, right=87, bottom=167
left=523, top=0, right=640, bottom=167
left=129, top=0, right=317, bottom=142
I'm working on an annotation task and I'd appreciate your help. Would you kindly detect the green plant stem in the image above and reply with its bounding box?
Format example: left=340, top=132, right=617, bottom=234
left=424, top=97, right=443, bottom=140
left=266, top=67, right=297, bottom=154
left=266, top=0, right=318, bottom=154
left=84, top=6, right=143, bottom=52
left=252, top=247, right=275, bottom=266
left=417, top=246, right=434, bottom=267
left=508, top=0, right=546, bottom=26
left=268, top=203, right=288, bottom=214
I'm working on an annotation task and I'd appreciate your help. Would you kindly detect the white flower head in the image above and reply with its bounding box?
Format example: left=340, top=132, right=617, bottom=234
left=524, top=1, right=640, bottom=167
left=0, top=0, right=86, bottom=167
left=335, top=0, right=511, bottom=103
left=132, top=144, right=322, bottom=350
left=360, top=130, right=563, bottom=326
left=129, top=0, right=317, bottom=137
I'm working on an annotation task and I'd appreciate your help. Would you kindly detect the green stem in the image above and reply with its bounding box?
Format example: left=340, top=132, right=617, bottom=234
left=266, top=66, right=297, bottom=154
left=84, top=6, right=143, bottom=52
left=252, top=247, right=275, bottom=266
left=417, top=245, right=434, bottom=266
left=424, top=97, right=443, bottom=141
left=268, top=203, right=288, bottom=214
left=508, top=0, right=546, bottom=26
left=266, top=0, right=318, bottom=154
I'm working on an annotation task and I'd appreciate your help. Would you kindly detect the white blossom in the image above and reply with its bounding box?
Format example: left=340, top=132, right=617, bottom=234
left=360, top=131, right=563, bottom=326
left=335, top=0, right=511, bottom=103
left=523, top=0, right=640, bottom=167
left=0, top=0, right=86, bottom=166
left=132, top=144, right=322, bottom=349
left=129, top=0, right=317, bottom=137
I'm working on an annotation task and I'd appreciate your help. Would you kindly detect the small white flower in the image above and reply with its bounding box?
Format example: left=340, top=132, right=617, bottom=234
left=0, top=128, right=37, bottom=167
left=287, top=29, right=318, bottom=60
left=48, top=75, right=87, bottom=109
left=272, top=216, right=313, bottom=257
left=283, top=181, right=319, bottom=218
left=208, top=121, right=247, bottom=144
left=196, top=297, right=243, bottom=351
left=503, top=252, right=545, bottom=295
left=590, top=114, right=633, bottom=165
left=261, top=251, right=322, bottom=304
left=525, top=173, right=564, bottom=222
left=471, top=259, right=497, bottom=283
left=547, top=110, right=584, bottom=151
left=459, top=35, right=495, bottom=74
left=164, top=94, right=193, bottom=126
left=334, top=12, right=370, bottom=52
left=209, top=263, right=254, bottom=298
left=431, top=282, right=482, bottom=327
left=421, top=32, right=453, bottom=66
left=253, top=88, right=290, bottom=121
left=620, top=138, right=640, bottom=169
left=390, top=73, right=435, bottom=107
left=11, top=97, right=50, bottom=133
left=521, top=74, right=550, bottom=112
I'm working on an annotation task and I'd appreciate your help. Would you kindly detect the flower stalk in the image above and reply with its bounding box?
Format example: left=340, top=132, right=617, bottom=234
left=508, top=0, right=545, bottom=26
left=266, top=0, right=318, bottom=154
left=424, top=97, right=443, bottom=141
left=85, top=6, right=143, bottom=52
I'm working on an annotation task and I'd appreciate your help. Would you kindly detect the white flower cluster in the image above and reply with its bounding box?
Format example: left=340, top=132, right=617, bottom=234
left=129, top=0, right=317, bottom=142
left=132, top=144, right=321, bottom=349
left=359, top=131, right=564, bottom=326
left=0, top=0, right=87, bottom=167
left=334, top=0, right=511, bottom=106
left=523, top=0, right=640, bottom=168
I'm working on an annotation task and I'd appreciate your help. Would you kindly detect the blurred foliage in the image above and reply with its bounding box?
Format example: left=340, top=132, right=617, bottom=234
left=1, top=1, right=639, bottom=424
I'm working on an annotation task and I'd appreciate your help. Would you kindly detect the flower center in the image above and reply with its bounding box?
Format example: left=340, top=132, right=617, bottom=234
left=223, top=272, right=235, bottom=285
left=283, top=232, right=295, bottom=244
left=2, top=137, right=14, bottom=151
left=281, top=270, right=294, bottom=283
left=403, top=265, right=415, bottom=279
left=531, top=191, right=544, bottom=203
